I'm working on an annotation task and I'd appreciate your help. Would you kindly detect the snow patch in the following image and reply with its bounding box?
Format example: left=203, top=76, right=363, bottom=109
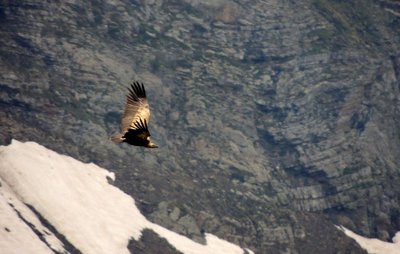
left=393, top=232, right=400, bottom=244
left=337, top=226, right=400, bottom=254
left=0, top=140, right=252, bottom=254
left=0, top=180, right=64, bottom=254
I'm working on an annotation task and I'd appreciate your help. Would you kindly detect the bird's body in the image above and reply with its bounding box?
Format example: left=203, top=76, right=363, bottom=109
left=110, top=82, right=158, bottom=148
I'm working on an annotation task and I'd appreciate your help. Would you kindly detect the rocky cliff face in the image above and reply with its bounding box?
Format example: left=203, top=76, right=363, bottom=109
left=1, top=0, right=399, bottom=253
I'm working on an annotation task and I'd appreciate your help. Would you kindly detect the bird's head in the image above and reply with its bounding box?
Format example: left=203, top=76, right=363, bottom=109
left=146, top=137, right=158, bottom=148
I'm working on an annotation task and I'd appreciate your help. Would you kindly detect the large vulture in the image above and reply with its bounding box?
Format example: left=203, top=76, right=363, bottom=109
left=110, top=81, right=158, bottom=148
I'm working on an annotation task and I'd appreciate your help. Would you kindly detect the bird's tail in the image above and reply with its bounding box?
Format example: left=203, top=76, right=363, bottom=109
left=110, top=133, right=124, bottom=143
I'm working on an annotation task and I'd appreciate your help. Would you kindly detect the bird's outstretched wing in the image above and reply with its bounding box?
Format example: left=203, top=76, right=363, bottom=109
left=123, top=118, right=151, bottom=143
left=121, top=82, right=150, bottom=133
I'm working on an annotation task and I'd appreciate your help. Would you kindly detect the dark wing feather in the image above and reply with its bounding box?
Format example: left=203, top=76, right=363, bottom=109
left=124, top=118, right=151, bottom=143
left=121, top=82, right=150, bottom=133
left=130, top=81, right=146, bottom=98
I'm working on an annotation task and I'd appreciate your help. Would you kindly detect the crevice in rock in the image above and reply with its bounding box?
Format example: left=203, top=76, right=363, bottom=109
left=8, top=202, right=65, bottom=254
left=24, top=203, right=82, bottom=254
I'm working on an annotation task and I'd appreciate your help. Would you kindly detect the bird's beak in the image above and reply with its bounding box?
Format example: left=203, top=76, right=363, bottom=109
left=148, top=142, right=158, bottom=148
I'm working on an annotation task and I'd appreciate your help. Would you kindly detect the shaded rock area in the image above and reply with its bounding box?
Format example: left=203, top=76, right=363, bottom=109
left=128, top=229, right=183, bottom=254
left=294, top=213, right=367, bottom=254
left=1, top=0, right=399, bottom=253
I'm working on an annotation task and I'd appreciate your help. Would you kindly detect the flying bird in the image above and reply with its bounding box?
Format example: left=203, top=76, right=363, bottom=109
left=110, top=81, right=158, bottom=148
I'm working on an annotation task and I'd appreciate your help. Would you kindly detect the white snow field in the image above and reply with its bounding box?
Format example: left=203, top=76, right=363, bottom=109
left=338, top=226, right=400, bottom=254
left=0, top=140, right=253, bottom=254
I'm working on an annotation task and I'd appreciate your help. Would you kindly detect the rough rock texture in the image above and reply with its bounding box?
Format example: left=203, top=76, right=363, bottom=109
left=128, top=229, right=183, bottom=254
left=1, top=0, right=399, bottom=253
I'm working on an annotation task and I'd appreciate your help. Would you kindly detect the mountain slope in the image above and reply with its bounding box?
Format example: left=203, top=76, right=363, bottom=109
left=0, top=140, right=253, bottom=254
left=0, top=0, right=399, bottom=253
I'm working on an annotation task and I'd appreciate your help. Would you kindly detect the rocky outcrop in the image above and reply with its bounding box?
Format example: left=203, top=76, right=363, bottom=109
left=128, top=229, right=183, bottom=254
left=1, top=0, right=399, bottom=253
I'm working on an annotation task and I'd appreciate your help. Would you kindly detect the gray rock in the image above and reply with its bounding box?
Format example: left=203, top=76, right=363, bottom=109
left=1, top=0, right=399, bottom=253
